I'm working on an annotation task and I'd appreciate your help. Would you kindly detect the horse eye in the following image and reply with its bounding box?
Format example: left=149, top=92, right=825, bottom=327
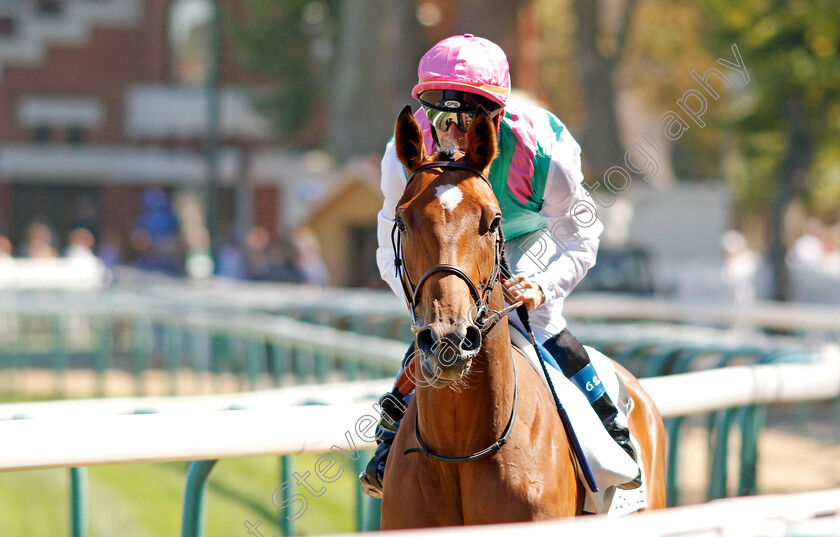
left=488, top=215, right=502, bottom=233
left=396, top=218, right=407, bottom=233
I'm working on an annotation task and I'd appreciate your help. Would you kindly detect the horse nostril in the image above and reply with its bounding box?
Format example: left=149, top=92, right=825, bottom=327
left=461, top=325, right=482, bottom=353
left=416, top=327, right=436, bottom=357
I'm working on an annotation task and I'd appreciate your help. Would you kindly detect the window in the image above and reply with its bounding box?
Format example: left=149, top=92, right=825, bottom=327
left=33, top=126, right=52, bottom=144
left=67, top=126, right=86, bottom=145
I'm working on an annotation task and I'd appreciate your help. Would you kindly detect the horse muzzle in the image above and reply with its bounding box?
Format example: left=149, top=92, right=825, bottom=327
left=415, top=323, right=482, bottom=386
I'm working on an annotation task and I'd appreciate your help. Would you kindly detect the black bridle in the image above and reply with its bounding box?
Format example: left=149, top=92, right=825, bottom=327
left=392, top=158, right=520, bottom=463
left=391, top=160, right=517, bottom=334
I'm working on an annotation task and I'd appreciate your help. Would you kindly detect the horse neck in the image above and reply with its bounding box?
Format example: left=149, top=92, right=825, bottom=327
left=415, top=314, right=515, bottom=453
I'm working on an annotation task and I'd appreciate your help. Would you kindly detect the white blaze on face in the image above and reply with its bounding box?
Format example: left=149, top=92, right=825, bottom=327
left=435, top=184, right=463, bottom=212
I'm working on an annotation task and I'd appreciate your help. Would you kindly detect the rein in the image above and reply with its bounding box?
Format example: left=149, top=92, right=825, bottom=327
left=404, top=351, right=518, bottom=463
left=393, top=158, right=519, bottom=464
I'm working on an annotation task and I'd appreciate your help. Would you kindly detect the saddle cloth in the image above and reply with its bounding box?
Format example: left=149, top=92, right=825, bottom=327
left=508, top=327, right=648, bottom=516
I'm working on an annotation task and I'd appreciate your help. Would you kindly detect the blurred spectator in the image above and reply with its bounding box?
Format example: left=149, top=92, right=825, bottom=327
left=216, top=233, right=246, bottom=279
left=258, top=235, right=297, bottom=282
left=129, top=227, right=182, bottom=275
left=788, top=219, right=840, bottom=277
left=821, top=224, right=840, bottom=276
left=243, top=226, right=272, bottom=279
left=96, top=231, right=122, bottom=270
left=0, top=235, right=11, bottom=280
left=138, top=187, right=179, bottom=240
left=65, top=227, right=96, bottom=258
left=241, top=226, right=330, bottom=284
left=290, top=227, right=330, bottom=286
left=184, top=228, right=214, bottom=279
left=129, top=228, right=152, bottom=262
left=131, top=188, right=183, bottom=275
left=788, top=218, right=825, bottom=267
left=22, top=221, right=57, bottom=258
left=720, top=230, right=758, bottom=304
left=0, top=235, right=11, bottom=258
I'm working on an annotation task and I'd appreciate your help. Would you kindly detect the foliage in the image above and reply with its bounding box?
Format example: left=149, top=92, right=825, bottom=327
left=533, top=0, right=583, bottom=129
left=231, top=0, right=340, bottom=139
left=700, top=0, right=840, bottom=215
left=536, top=0, right=724, bottom=179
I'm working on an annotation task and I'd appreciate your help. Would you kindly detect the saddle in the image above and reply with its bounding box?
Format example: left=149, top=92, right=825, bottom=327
left=508, top=326, right=647, bottom=516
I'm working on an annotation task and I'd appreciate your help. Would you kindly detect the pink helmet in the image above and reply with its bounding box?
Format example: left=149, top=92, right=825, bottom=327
left=412, top=34, right=510, bottom=108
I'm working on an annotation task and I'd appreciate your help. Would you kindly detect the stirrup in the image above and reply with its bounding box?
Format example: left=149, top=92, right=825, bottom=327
left=359, top=456, right=384, bottom=499
left=611, top=424, right=642, bottom=490
left=590, top=393, right=642, bottom=490
left=617, top=469, right=643, bottom=490
left=607, top=424, right=642, bottom=490
left=358, top=416, right=398, bottom=499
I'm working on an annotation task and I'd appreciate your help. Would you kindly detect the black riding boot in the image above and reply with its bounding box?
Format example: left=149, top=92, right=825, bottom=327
left=543, top=329, right=642, bottom=490
left=359, top=424, right=396, bottom=499
left=359, top=346, right=414, bottom=498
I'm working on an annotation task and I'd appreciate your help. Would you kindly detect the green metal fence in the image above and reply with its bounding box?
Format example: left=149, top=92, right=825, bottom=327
left=4, top=349, right=836, bottom=537
left=2, top=286, right=840, bottom=536
left=0, top=296, right=408, bottom=397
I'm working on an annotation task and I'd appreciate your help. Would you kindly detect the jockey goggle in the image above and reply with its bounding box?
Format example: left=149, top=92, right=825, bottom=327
left=422, top=104, right=502, bottom=133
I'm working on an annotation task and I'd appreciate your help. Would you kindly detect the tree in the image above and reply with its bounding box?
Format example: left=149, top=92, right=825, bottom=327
left=327, top=0, right=526, bottom=161
left=568, top=0, right=641, bottom=179
left=231, top=0, right=340, bottom=141
left=701, top=0, right=840, bottom=300
left=327, top=0, right=426, bottom=161
left=537, top=0, right=719, bottom=181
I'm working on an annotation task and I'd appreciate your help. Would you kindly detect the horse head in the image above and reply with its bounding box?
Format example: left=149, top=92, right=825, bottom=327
left=393, top=105, right=502, bottom=387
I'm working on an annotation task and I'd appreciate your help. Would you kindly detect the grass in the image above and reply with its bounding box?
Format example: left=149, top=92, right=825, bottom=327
left=0, top=386, right=376, bottom=536
left=0, top=454, right=368, bottom=537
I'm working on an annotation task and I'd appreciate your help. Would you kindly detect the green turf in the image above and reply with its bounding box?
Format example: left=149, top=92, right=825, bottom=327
left=0, top=454, right=367, bottom=537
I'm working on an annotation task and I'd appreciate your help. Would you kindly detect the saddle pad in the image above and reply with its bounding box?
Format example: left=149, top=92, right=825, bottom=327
left=508, top=327, right=648, bottom=516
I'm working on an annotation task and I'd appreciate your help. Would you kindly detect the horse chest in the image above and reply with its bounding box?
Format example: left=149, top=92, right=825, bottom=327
left=382, top=402, right=579, bottom=528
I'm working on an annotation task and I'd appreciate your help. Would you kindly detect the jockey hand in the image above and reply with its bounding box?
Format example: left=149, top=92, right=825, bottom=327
left=503, top=274, right=545, bottom=311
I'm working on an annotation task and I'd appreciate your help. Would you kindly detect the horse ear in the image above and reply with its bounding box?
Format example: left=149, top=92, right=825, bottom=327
left=394, top=105, right=427, bottom=172
left=464, top=106, right=498, bottom=171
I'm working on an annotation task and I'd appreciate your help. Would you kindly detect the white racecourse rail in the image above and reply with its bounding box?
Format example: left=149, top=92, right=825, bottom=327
left=323, top=488, right=840, bottom=537
left=1, top=346, right=837, bottom=471
left=0, top=346, right=838, bottom=534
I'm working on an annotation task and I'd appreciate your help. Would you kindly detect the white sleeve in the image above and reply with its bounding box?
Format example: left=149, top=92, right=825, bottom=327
left=376, top=142, right=409, bottom=298
left=526, top=132, right=604, bottom=301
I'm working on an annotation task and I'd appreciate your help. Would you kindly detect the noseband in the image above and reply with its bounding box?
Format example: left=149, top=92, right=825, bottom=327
left=391, top=160, right=514, bottom=334
left=392, top=159, right=520, bottom=464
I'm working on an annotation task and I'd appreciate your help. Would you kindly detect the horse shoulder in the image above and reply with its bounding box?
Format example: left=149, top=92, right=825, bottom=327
left=381, top=399, right=465, bottom=529
left=460, top=351, right=580, bottom=522
left=514, top=351, right=581, bottom=514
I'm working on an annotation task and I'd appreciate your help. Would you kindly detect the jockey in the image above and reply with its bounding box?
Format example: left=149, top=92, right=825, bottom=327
left=360, top=34, right=640, bottom=498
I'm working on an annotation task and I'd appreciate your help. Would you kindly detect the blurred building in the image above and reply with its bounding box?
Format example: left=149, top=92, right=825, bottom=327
left=0, top=0, right=367, bottom=276
left=304, top=171, right=384, bottom=288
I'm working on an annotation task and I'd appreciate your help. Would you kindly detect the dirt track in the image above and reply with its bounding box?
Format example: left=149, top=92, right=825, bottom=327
left=675, top=425, right=840, bottom=504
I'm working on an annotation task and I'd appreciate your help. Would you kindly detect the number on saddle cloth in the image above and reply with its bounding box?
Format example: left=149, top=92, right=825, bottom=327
left=570, top=364, right=606, bottom=404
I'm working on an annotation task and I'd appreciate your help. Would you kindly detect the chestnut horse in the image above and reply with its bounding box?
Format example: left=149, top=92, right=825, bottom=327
left=380, top=106, right=666, bottom=528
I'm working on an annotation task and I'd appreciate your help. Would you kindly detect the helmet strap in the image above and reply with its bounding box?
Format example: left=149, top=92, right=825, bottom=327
left=493, top=108, right=504, bottom=132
